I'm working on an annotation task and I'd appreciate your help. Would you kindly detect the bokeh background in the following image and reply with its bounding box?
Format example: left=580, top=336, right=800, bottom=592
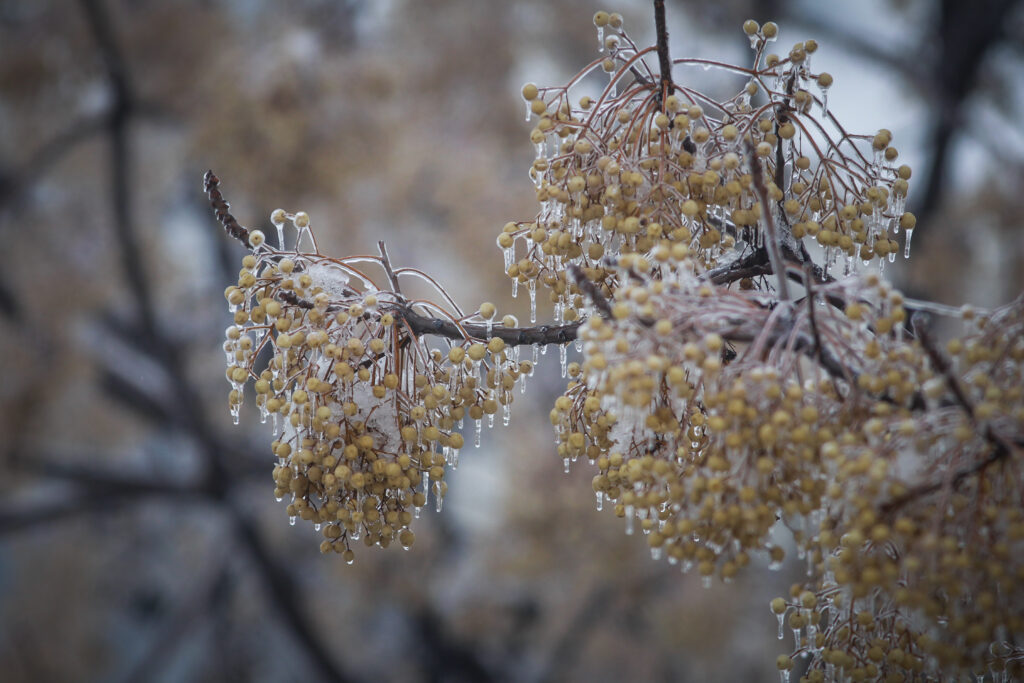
left=1, top=1, right=1022, bottom=681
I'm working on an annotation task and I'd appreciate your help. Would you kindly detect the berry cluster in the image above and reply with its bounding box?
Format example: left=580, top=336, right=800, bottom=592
left=505, top=15, right=915, bottom=330
left=211, top=9, right=1024, bottom=681
left=221, top=209, right=535, bottom=560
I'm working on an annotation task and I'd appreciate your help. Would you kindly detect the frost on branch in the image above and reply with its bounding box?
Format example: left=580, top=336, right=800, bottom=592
left=208, top=8, right=1024, bottom=682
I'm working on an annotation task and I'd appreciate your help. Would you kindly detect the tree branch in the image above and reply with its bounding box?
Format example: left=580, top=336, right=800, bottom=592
left=653, top=0, right=674, bottom=101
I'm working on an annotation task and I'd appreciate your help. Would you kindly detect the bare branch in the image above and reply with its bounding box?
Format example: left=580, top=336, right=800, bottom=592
left=205, top=171, right=251, bottom=247
left=653, top=0, right=674, bottom=101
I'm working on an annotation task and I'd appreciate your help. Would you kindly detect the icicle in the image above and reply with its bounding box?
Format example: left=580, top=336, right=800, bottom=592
left=779, top=671, right=789, bottom=683
left=597, top=25, right=604, bottom=51
left=904, top=228, right=914, bottom=258
left=511, top=278, right=519, bottom=298
left=525, top=100, right=531, bottom=122
left=559, top=344, right=568, bottom=378
left=502, top=244, right=514, bottom=273
left=575, top=337, right=583, bottom=353
left=595, top=490, right=603, bottom=511
left=624, top=505, right=634, bottom=535
left=563, top=457, right=571, bottom=473
left=434, top=482, right=444, bottom=512
left=487, top=412, right=495, bottom=429
left=702, top=575, right=712, bottom=589
left=503, top=402, right=511, bottom=426
left=289, top=516, right=297, bottom=526
left=792, top=625, right=802, bottom=649
left=777, top=613, right=786, bottom=639
left=531, top=344, right=539, bottom=371
left=528, top=280, right=537, bottom=323
left=474, top=418, right=483, bottom=447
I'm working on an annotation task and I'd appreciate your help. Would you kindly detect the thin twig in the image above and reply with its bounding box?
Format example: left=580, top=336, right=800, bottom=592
left=570, top=264, right=612, bottom=318
left=205, top=171, right=250, bottom=246
left=749, top=145, right=790, bottom=300
left=377, top=241, right=403, bottom=296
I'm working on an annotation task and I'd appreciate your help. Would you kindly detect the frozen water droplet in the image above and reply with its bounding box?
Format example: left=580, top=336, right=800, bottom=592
left=346, top=556, right=355, bottom=566
left=528, top=280, right=537, bottom=323
left=289, top=516, right=297, bottom=526
left=275, top=495, right=283, bottom=502
left=314, top=523, right=321, bottom=532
